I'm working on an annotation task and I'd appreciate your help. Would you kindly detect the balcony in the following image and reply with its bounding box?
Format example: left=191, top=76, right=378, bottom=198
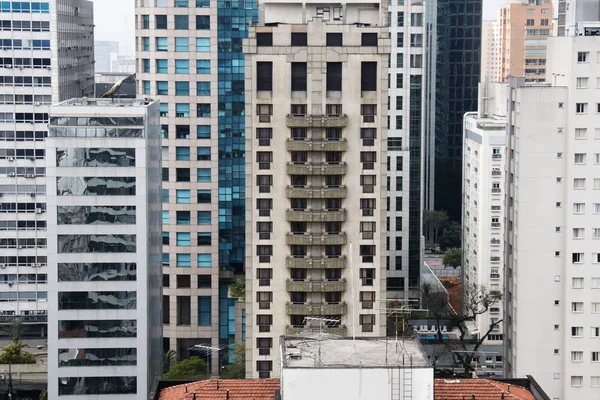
left=286, top=256, right=347, bottom=269
left=286, top=302, right=347, bottom=315
left=286, top=139, right=347, bottom=152
left=286, top=209, right=347, bottom=223
left=286, top=233, right=347, bottom=246
left=285, top=325, right=347, bottom=336
left=286, top=114, right=348, bottom=128
left=286, top=279, right=347, bottom=292
left=286, top=163, right=347, bottom=175
left=286, top=186, right=347, bottom=199
left=490, top=256, right=500, bottom=262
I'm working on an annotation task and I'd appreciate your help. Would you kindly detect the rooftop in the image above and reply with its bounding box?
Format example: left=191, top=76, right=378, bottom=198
left=158, top=379, right=280, bottom=400
left=281, top=337, right=430, bottom=368
left=55, top=97, right=155, bottom=107
left=434, top=379, right=536, bottom=400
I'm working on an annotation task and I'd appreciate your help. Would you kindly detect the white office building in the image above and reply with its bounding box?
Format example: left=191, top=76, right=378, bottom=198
left=500, top=33, right=600, bottom=399
left=462, top=82, right=508, bottom=347
left=46, top=98, right=162, bottom=399
left=558, top=0, right=600, bottom=36
left=244, top=0, right=389, bottom=378
left=0, top=0, right=94, bottom=335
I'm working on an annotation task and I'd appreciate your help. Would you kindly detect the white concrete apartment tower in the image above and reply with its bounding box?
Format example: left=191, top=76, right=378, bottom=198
left=244, top=0, right=389, bottom=378
left=0, top=0, right=93, bottom=336
left=503, top=33, right=600, bottom=399
left=46, top=98, right=163, bottom=399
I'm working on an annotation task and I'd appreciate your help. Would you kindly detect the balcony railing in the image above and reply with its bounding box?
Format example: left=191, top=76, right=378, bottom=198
left=286, top=139, right=348, bottom=152
left=286, top=233, right=347, bottom=246
left=286, top=185, right=347, bottom=199
left=286, top=302, right=347, bottom=315
left=286, top=325, right=347, bottom=336
left=286, top=162, right=347, bottom=175
left=286, top=279, right=347, bottom=292
left=286, top=114, right=348, bottom=128
left=286, top=256, right=347, bottom=269
left=286, top=209, right=347, bottom=222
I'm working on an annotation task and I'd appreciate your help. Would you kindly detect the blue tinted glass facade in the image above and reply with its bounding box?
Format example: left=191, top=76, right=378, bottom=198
left=217, top=0, right=257, bottom=275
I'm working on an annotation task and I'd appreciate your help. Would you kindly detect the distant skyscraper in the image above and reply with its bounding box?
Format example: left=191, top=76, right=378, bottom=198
left=425, top=0, right=482, bottom=220
left=94, top=40, right=120, bottom=72
left=244, top=0, right=389, bottom=378
left=135, top=0, right=256, bottom=372
left=47, top=97, right=162, bottom=400
left=498, top=0, right=553, bottom=83
left=481, top=20, right=500, bottom=82
left=0, top=0, right=94, bottom=337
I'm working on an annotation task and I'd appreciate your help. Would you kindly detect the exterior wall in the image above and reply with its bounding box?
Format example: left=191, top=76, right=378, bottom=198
left=559, top=0, right=600, bottom=36
left=46, top=99, right=162, bottom=400
left=498, top=0, right=552, bottom=83
left=387, top=0, right=425, bottom=302
left=481, top=20, right=499, bottom=82
left=505, top=36, right=600, bottom=400
left=281, top=367, right=434, bottom=400
left=0, top=0, right=94, bottom=337
left=244, top=16, right=389, bottom=378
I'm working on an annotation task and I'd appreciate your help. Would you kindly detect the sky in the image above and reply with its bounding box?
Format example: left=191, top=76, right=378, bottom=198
left=91, top=0, right=509, bottom=56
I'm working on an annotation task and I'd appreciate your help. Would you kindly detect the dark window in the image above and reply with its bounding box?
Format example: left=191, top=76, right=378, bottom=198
left=176, top=296, right=191, bottom=325
left=256, top=32, right=273, bottom=46
left=291, top=32, right=307, bottom=46
left=162, top=168, right=169, bottom=182
left=177, top=275, right=191, bottom=288
left=176, top=168, right=190, bottom=182
left=163, top=295, right=170, bottom=324
left=291, top=63, right=307, bottom=91
left=326, top=32, right=343, bottom=46
left=361, top=33, right=378, bottom=46
left=197, top=275, right=211, bottom=288
left=361, top=62, right=377, bottom=91
left=256, top=62, right=272, bottom=92
left=163, top=275, right=170, bottom=287
left=174, top=15, right=189, bottom=30
left=196, top=15, right=210, bottom=29
left=176, top=125, right=190, bottom=139
left=327, top=62, right=342, bottom=91
left=156, top=15, right=167, bottom=29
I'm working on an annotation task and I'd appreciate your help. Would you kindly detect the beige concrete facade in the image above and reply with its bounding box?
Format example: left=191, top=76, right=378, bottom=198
left=244, top=1, right=389, bottom=378
left=482, top=20, right=500, bottom=82
left=498, top=0, right=553, bottom=83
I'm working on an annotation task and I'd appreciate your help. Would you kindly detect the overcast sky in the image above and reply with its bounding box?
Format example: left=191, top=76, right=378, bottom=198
left=92, top=0, right=509, bottom=56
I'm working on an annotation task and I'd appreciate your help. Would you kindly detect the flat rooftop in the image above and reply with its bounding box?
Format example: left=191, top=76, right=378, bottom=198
left=55, top=97, right=155, bottom=107
left=281, top=337, right=430, bottom=369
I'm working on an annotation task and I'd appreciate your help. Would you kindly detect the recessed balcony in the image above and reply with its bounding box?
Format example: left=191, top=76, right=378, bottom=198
left=286, top=279, right=347, bottom=292
left=286, top=162, right=347, bottom=175
left=286, top=139, right=348, bottom=152
left=285, top=256, right=347, bottom=269
left=285, top=325, right=347, bottom=336
left=286, top=209, right=347, bottom=222
left=286, top=233, right=347, bottom=246
left=286, top=114, right=348, bottom=128
left=286, top=186, right=347, bottom=199
left=286, top=302, right=347, bottom=315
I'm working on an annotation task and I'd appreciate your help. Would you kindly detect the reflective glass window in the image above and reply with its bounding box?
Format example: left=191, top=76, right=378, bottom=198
left=58, top=291, right=136, bottom=310
left=176, top=103, right=190, bottom=117
left=56, top=148, right=135, bottom=167
left=196, top=38, right=210, bottom=52
left=175, top=81, right=189, bottom=96
left=175, top=59, right=189, bottom=74
left=175, top=37, right=189, bottom=52
left=196, top=81, right=210, bottom=96
left=58, top=320, right=136, bottom=338
left=59, top=377, right=136, bottom=395
left=59, top=348, right=137, bottom=367
left=196, top=60, right=210, bottom=74
left=197, top=147, right=210, bottom=160
left=57, top=177, right=136, bottom=196
left=176, top=189, right=190, bottom=203
left=196, top=15, right=210, bottom=29
left=197, top=168, right=210, bottom=182
left=174, top=15, right=188, bottom=29
left=162, top=189, right=169, bottom=202
left=198, top=296, right=211, bottom=325
left=162, top=211, right=169, bottom=224
left=197, top=211, right=211, bottom=224
left=176, top=232, right=191, bottom=246
left=177, top=253, right=191, bottom=267
left=176, top=211, right=190, bottom=225
left=57, top=235, right=136, bottom=253
left=156, top=59, right=168, bottom=73
left=156, top=37, right=167, bottom=51
left=176, top=146, right=190, bottom=160
left=197, top=189, right=211, bottom=203
left=58, top=263, right=136, bottom=282
left=57, top=206, right=136, bottom=225
left=197, top=125, right=210, bottom=138
left=197, top=253, right=211, bottom=267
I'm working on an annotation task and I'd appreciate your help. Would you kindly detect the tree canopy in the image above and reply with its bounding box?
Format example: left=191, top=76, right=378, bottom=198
left=442, top=248, right=461, bottom=269
left=0, top=341, right=36, bottom=364
left=163, top=357, right=207, bottom=380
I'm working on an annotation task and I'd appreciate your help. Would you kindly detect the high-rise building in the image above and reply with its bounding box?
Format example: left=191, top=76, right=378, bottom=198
left=498, top=0, right=553, bottom=83
left=481, top=20, right=500, bottom=82
left=499, top=33, right=600, bottom=399
left=135, top=0, right=256, bottom=371
left=558, top=0, right=600, bottom=36
left=387, top=0, right=426, bottom=301
left=244, top=0, right=389, bottom=378
left=425, top=0, right=482, bottom=220
left=0, top=0, right=94, bottom=336
left=46, top=97, right=162, bottom=400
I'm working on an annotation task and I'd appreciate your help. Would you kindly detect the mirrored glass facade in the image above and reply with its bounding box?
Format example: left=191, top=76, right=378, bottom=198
left=57, top=234, right=136, bottom=253
left=57, top=206, right=136, bottom=225
left=50, top=127, right=143, bottom=137
left=56, top=177, right=136, bottom=196
left=58, top=263, right=136, bottom=282
left=56, top=148, right=135, bottom=167
left=58, top=377, right=137, bottom=395
left=58, top=291, right=136, bottom=310
left=58, top=319, right=137, bottom=338
left=59, top=348, right=137, bottom=367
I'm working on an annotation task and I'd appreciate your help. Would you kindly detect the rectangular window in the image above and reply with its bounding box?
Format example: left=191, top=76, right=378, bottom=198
left=197, top=104, right=211, bottom=118
left=197, top=147, right=211, bottom=161
left=326, top=33, right=342, bottom=46
left=176, top=190, right=190, bottom=204
left=162, top=211, right=169, bottom=225
left=196, top=15, right=210, bottom=29
left=197, top=168, right=210, bottom=182
left=176, top=211, right=190, bottom=225
left=198, top=296, right=211, bottom=325
left=576, top=103, right=588, bottom=114
left=291, top=32, right=307, bottom=46
left=156, top=59, right=168, bottom=73
left=196, top=60, right=210, bottom=74
left=326, top=62, right=342, bottom=91
left=176, top=254, right=191, bottom=268
left=361, top=62, right=377, bottom=91
left=197, top=232, right=211, bottom=246
left=197, top=211, right=211, bottom=225
left=576, top=77, right=589, bottom=88
left=175, top=37, right=189, bottom=52
left=156, top=81, right=168, bottom=95
left=175, top=81, right=189, bottom=96
left=361, top=33, right=377, bottom=46
left=195, top=81, right=210, bottom=96
left=196, top=38, right=210, bottom=52
left=256, top=62, right=273, bottom=91
left=197, top=189, right=211, bottom=203
left=197, top=254, right=211, bottom=267
left=197, top=125, right=210, bottom=139
left=174, top=15, right=189, bottom=29
left=256, top=33, right=273, bottom=46
left=176, top=232, right=191, bottom=246
left=175, top=60, right=189, bottom=74
left=291, top=62, right=307, bottom=91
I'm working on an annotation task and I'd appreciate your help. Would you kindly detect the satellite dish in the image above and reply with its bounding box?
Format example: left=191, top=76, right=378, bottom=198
left=101, top=75, right=132, bottom=98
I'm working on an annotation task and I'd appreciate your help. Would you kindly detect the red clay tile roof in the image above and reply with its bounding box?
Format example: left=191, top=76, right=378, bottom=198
left=434, top=379, right=536, bottom=400
left=158, top=379, right=280, bottom=400
left=440, top=277, right=461, bottom=313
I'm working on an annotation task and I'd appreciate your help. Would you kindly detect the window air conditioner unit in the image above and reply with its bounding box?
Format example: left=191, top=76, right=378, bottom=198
left=8, top=157, right=14, bottom=161
left=35, top=208, right=42, bottom=214
left=8, top=172, right=15, bottom=177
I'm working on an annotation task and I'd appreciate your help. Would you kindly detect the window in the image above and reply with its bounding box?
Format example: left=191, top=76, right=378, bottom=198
left=162, top=211, right=169, bottom=225
left=592, top=278, right=600, bottom=289
left=176, top=190, right=191, bottom=204
left=576, top=103, right=588, bottom=114
left=361, top=33, right=377, bottom=46
left=575, top=128, right=587, bottom=139
left=410, top=54, right=422, bottom=68
left=326, top=33, right=342, bottom=46
left=572, top=277, right=584, bottom=288
left=593, top=302, right=600, bottom=313
left=196, top=15, right=210, bottom=29
left=573, top=253, right=584, bottom=263
left=174, top=15, right=189, bottom=29
left=196, top=60, right=210, bottom=74
left=592, top=327, right=600, bottom=338
left=197, top=168, right=210, bottom=182
left=574, top=178, right=586, bottom=189
left=198, top=296, right=211, bottom=325
left=197, top=211, right=211, bottom=225
left=291, top=63, right=307, bottom=91
left=593, top=352, right=600, bottom=362
left=176, top=168, right=190, bottom=182
left=577, top=52, right=589, bottom=62
left=326, top=62, right=342, bottom=91
left=175, top=37, right=189, bottom=52
left=256, top=62, right=272, bottom=91
left=571, top=352, right=583, bottom=362
left=176, top=254, right=191, bottom=268
left=175, top=81, right=189, bottom=96
left=571, top=376, right=583, bottom=387
left=397, top=11, right=404, bottom=26
left=156, top=15, right=167, bottom=29
left=572, top=302, right=583, bottom=313
left=574, top=203, right=585, bottom=214
left=176, top=147, right=190, bottom=160
left=256, top=33, right=272, bottom=46
left=410, top=34, right=423, bottom=47
left=175, top=60, right=189, bottom=74
left=142, top=80, right=150, bottom=95
left=595, top=253, right=600, bottom=263
left=176, top=232, right=190, bottom=246
left=197, top=147, right=211, bottom=161
left=359, top=314, right=375, bottom=332
left=156, top=81, right=168, bottom=95
left=197, top=254, right=211, bottom=267
left=156, top=59, right=168, bottom=73
left=197, top=104, right=211, bottom=118
left=576, top=77, right=589, bottom=88
left=572, top=326, right=583, bottom=337
left=291, top=33, right=307, bottom=46
left=197, top=233, right=211, bottom=246
left=575, top=153, right=586, bottom=164
left=361, top=62, right=377, bottom=91
left=175, top=103, right=190, bottom=117
left=595, top=229, right=600, bottom=239
left=196, top=38, right=210, bottom=52
left=197, top=125, right=210, bottom=139
left=573, top=228, right=585, bottom=239
left=142, top=59, right=150, bottom=73
left=176, top=211, right=190, bottom=225
left=177, top=296, right=191, bottom=325
left=411, top=13, right=423, bottom=27
left=526, top=18, right=534, bottom=26
left=142, top=15, right=150, bottom=29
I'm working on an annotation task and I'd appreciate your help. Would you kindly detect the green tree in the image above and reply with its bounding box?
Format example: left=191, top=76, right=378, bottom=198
left=39, top=389, right=48, bottom=400
left=442, top=248, right=461, bottom=269
left=0, top=341, right=36, bottom=364
left=0, top=316, right=26, bottom=344
left=220, top=343, right=245, bottom=379
left=423, top=210, right=449, bottom=245
left=164, top=349, right=178, bottom=374
left=229, top=276, right=245, bottom=300
left=163, top=357, right=207, bottom=380
left=439, top=221, right=461, bottom=251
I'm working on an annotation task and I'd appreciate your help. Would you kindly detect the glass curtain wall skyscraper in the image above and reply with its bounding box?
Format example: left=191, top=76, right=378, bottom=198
left=135, top=0, right=255, bottom=371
